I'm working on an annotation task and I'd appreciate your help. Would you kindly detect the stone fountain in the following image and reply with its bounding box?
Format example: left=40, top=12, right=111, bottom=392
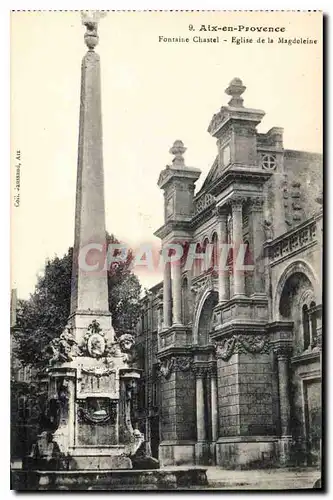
left=37, top=10, right=144, bottom=473
left=11, top=11, right=207, bottom=490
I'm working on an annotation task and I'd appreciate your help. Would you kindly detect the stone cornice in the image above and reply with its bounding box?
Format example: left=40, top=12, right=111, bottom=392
left=210, top=322, right=267, bottom=341
left=154, top=220, right=193, bottom=240
left=157, top=165, right=201, bottom=190
left=267, top=321, right=294, bottom=334
left=157, top=345, right=193, bottom=360
left=284, top=149, right=323, bottom=161
left=291, top=351, right=321, bottom=365
left=191, top=344, right=216, bottom=355
left=160, top=324, right=193, bottom=335
left=208, top=105, right=265, bottom=138
left=217, top=296, right=269, bottom=310
left=208, top=166, right=272, bottom=198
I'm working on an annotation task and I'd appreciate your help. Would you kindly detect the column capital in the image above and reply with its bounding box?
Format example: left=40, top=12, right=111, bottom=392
left=193, top=364, right=209, bottom=377
left=271, top=340, right=293, bottom=360
left=207, top=363, right=217, bottom=376
left=230, top=196, right=247, bottom=211
left=249, top=196, right=264, bottom=211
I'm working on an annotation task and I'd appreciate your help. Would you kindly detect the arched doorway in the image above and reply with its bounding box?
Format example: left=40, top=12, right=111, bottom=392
left=197, top=291, right=218, bottom=346
left=279, top=271, right=317, bottom=353
left=277, top=268, right=321, bottom=466
left=192, top=289, right=218, bottom=459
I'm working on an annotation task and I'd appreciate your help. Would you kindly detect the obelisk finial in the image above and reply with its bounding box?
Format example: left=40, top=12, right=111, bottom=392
left=81, top=10, right=107, bottom=50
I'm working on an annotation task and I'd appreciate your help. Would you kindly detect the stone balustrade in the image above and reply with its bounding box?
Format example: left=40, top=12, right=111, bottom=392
left=266, top=218, right=317, bottom=265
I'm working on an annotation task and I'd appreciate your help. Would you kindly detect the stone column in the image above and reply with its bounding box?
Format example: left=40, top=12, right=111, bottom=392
left=278, top=352, right=291, bottom=436
left=249, top=197, right=265, bottom=294
left=216, top=207, right=230, bottom=302
left=171, top=259, right=182, bottom=326
left=195, top=367, right=209, bottom=465
left=163, top=260, right=172, bottom=329
left=274, top=342, right=292, bottom=465
left=231, top=198, right=245, bottom=296
left=196, top=371, right=206, bottom=442
left=210, top=370, right=218, bottom=442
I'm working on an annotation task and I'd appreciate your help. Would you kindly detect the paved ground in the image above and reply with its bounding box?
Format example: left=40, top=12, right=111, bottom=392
left=11, top=460, right=321, bottom=490
left=195, top=466, right=321, bottom=490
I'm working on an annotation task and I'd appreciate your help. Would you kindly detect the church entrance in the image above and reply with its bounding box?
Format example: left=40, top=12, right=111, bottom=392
left=195, top=290, right=218, bottom=464
left=278, top=268, right=321, bottom=466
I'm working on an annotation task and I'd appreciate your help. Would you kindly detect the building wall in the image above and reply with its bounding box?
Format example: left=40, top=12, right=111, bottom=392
left=137, top=82, right=322, bottom=468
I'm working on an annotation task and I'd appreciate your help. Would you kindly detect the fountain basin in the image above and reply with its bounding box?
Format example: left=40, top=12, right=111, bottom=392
left=11, top=467, right=208, bottom=490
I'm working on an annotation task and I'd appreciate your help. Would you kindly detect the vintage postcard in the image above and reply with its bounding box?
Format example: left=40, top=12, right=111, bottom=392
left=10, top=10, right=323, bottom=491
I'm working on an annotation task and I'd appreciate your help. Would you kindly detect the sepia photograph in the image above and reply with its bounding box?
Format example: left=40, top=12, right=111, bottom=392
left=10, top=10, right=322, bottom=491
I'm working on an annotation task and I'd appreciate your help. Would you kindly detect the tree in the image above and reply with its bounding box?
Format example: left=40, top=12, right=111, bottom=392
left=13, top=234, right=142, bottom=368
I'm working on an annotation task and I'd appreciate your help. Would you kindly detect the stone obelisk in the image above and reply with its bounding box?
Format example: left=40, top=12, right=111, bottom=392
left=69, top=12, right=114, bottom=343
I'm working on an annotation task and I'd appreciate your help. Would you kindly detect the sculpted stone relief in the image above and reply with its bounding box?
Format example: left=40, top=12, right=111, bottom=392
left=214, top=334, right=270, bottom=361
left=47, top=320, right=136, bottom=366
left=157, top=355, right=193, bottom=378
left=47, top=326, right=79, bottom=364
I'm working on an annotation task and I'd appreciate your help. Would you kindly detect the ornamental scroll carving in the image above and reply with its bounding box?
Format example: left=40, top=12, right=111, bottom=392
left=194, top=193, right=216, bottom=215
left=158, top=355, right=193, bottom=378
left=215, top=335, right=270, bottom=361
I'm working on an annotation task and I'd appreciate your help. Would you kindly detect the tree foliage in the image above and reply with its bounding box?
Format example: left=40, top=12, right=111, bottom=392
left=13, top=234, right=141, bottom=368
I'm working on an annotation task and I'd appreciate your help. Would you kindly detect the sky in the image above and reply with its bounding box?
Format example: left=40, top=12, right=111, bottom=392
left=10, top=11, right=322, bottom=299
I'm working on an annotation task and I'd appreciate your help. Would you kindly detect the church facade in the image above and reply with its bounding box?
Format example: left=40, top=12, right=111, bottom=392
left=134, top=78, right=322, bottom=469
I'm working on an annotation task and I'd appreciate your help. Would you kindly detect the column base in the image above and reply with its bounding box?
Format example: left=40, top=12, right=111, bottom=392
left=195, top=442, right=210, bottom=465
left=278, top=435, right=293, bottom=466
left=159, top=441, right=195, bottom=467
left=210, top=441, right=217, bottom=465
left=216, top=436, right=279, bottom=469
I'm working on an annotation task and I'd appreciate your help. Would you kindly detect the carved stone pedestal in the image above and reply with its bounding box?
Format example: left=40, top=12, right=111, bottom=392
left=32, top=321, right=143, bottom=472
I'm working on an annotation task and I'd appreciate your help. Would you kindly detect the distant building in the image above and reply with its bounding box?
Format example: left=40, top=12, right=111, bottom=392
left=135, top=78, right=322, bottom=468
left=11, top=290, right=38, bottom=460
